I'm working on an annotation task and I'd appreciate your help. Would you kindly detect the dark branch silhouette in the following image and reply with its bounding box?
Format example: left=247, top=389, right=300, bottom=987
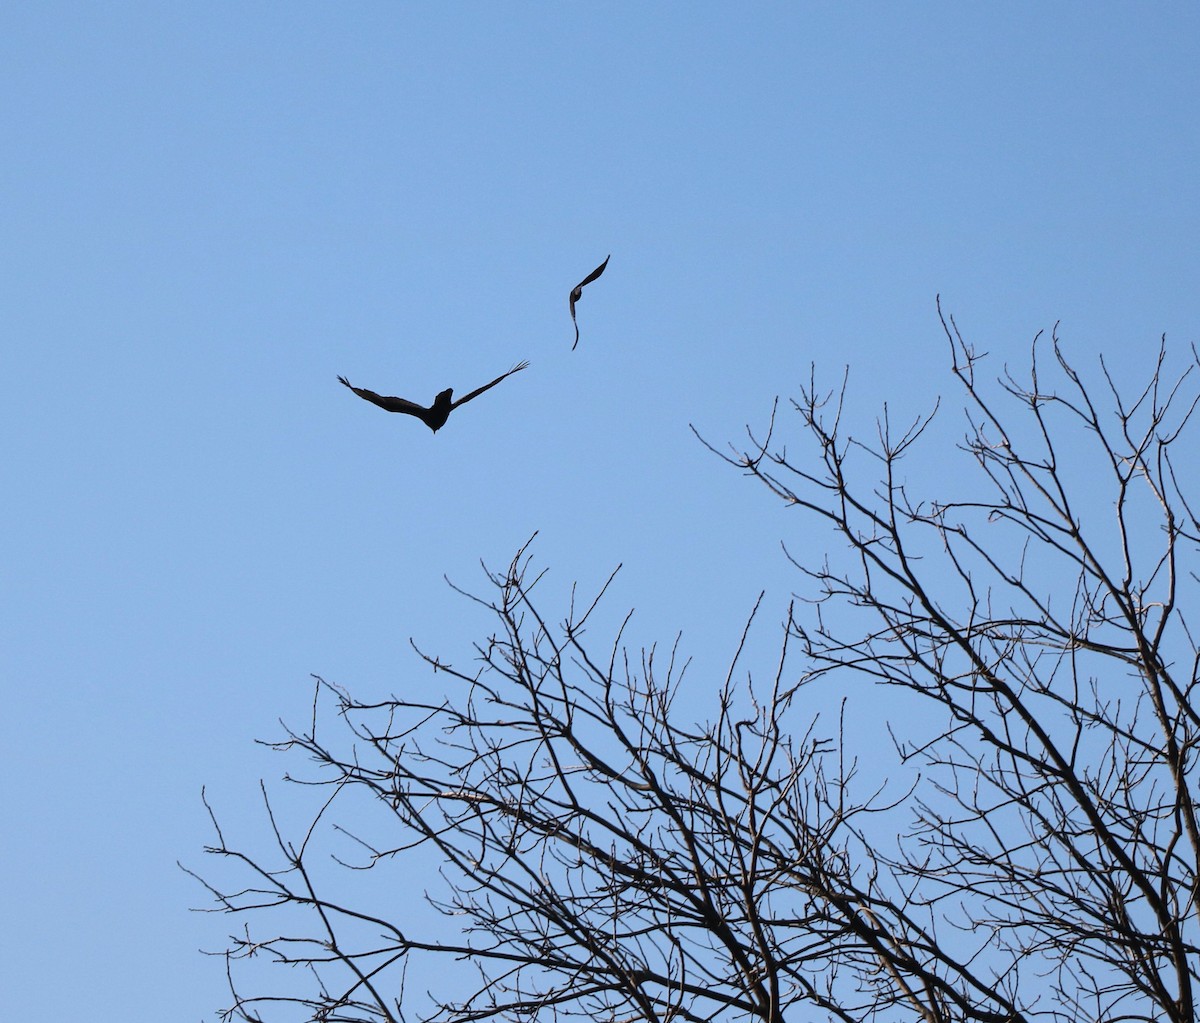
left=200, top=319, right=1200, bottom=1023
left=337, top=360, right=530, bottom=433
left=569, top=255, right=610, bottom=350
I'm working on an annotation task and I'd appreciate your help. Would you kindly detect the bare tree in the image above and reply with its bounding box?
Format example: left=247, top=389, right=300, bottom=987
left=191, top=308, right=1200, bottom=1023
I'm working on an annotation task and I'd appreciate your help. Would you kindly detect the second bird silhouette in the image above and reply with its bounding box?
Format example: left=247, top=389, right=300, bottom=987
left=570, top=255, right=610, bottom=350
left=337, top=360, right=530, bottom=433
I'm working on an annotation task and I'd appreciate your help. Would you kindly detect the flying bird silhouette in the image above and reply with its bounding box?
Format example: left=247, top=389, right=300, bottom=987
left=570, top=255, right=610, bottom=350
left=337, top=360, right=530, bottom=433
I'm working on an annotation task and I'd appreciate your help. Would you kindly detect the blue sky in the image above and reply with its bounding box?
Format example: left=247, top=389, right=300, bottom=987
left=3, top=4, right=1198, bottom=1018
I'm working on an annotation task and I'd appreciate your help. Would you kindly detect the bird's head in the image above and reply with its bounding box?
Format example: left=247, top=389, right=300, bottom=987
left=435, top=388, right=454, bottom=406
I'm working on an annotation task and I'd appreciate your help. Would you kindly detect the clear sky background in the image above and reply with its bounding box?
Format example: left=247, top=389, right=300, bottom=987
left=3, top=4, right=1198, bottom=1019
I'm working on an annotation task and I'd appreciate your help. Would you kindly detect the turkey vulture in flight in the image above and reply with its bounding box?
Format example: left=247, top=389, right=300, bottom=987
left=337, top=361, right=530, bottom=433
left=570, top=255, right=610, bottom=350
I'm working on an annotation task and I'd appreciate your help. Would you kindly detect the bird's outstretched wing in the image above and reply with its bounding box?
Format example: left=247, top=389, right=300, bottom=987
left=570, top=255, right=610, bottom=350
left=337, top=375, right=429, bottom=417
left=450, top=360, right=531, bottom=410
